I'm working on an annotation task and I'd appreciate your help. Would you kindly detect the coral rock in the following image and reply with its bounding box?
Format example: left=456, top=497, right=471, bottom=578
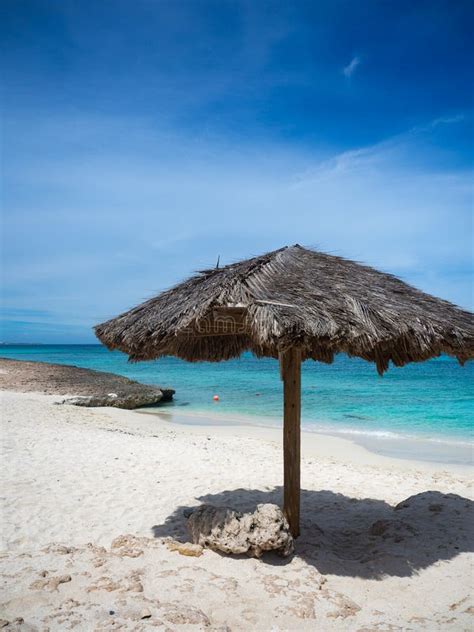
left=186, top=503, right=294, bottom=558
left=166, top=540, right=204, bottom=557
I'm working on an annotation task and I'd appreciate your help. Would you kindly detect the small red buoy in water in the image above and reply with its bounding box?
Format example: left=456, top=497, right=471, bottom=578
left=213, top=395, right=219, bottom=401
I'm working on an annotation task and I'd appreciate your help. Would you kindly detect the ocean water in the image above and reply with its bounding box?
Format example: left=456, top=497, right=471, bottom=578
left=1, top=344, right=472, bottom=449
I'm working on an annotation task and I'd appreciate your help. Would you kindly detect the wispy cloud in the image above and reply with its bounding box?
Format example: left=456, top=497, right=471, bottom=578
left=343, top=55, right=361, bottom=78
left=2, top=111, right=473, bottom=342
left=293, top=113, right=468, bottom=181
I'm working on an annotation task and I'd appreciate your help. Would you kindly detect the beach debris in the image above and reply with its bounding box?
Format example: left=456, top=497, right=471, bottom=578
left=29, top=573, right=72, bottom=591
left=161, top=603, right=211, bottom=626
left=123, top=571, right=144, bottom=593
left=86, top=576, right=122, bottom=593
left=41, top=544, right=73, bottom=555
left=110, top=534, right=144, bottom=558
left=326, top=593, right=362, bottom=619
left=86, top=571, right=144, bottom=593
left=185, top=503, right=294, bottom=558
left=166, top=539, right=204, bottom=557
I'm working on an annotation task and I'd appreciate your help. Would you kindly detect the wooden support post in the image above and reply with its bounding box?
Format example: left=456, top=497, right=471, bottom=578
left=280, top=348, right=301, bottom=538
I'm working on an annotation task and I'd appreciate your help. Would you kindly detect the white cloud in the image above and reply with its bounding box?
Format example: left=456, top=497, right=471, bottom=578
left=3, top=111, right=473, bottom=343
left=343, top=55, right=361, bottom=78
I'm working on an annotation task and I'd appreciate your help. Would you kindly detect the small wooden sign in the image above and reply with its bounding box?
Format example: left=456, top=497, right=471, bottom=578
left=181, top=307, right=251, bottom=337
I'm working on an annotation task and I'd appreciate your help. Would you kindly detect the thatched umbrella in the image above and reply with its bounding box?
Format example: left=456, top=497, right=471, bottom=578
left=95, top=245, right=473, bottom=536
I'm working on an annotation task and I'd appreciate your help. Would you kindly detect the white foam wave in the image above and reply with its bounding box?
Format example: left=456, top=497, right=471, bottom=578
left=300, top=423, right=473, bottom=447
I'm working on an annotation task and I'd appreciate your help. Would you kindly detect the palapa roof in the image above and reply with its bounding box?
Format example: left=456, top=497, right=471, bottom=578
left=95, top=245, right=474, bottom=374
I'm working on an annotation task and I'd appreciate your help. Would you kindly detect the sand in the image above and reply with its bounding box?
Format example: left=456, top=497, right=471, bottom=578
left=1, top=389, right=473, bottom=631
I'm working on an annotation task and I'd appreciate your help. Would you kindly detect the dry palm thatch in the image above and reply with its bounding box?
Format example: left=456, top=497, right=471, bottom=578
left=95, top=245, right=474, bottom=374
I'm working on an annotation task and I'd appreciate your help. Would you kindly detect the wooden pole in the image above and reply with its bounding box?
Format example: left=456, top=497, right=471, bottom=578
left=280, top=348, right=301, bottom=538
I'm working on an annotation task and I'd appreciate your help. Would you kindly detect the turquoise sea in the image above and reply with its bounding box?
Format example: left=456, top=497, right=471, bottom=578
left=1, top=344, right=472, bottom=451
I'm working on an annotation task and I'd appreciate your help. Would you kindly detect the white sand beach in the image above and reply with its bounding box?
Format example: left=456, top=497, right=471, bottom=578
left=1, top=388, right=473, bottom=631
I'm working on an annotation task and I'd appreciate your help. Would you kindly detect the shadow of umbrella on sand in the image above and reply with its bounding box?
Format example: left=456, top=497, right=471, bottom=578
left=95, top=245, right=474, bottom=538
left=151, top=487, right=474, bottom=579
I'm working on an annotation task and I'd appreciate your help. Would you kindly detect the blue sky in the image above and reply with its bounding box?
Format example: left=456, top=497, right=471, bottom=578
left=1, top=0, right=473, bottom=343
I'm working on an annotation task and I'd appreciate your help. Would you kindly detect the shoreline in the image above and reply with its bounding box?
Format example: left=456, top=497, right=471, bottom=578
left=0, top=377, right=471, bottom=470
left=1, top=349, right=472, bottom=447
left=139, top=406, right=474, bottom=468
left=2, top=387, right=471, bottom=475
left=0, top=351, right=471, bottom=467
left=3, top=388, right=473, bottom=503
